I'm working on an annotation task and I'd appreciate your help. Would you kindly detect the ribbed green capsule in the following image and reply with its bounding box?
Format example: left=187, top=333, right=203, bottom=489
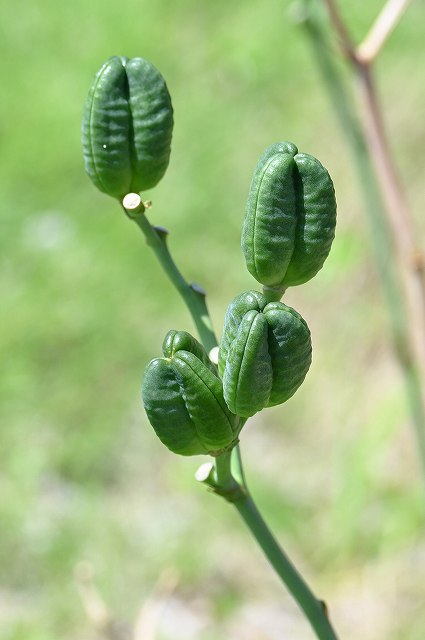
left=142, top=330, right=239, bottom=456
left=219, top=291, right=312, bottom=418
left=82, top=56, right=173, bottom=199
left=242, top=142, right=336, bottom=289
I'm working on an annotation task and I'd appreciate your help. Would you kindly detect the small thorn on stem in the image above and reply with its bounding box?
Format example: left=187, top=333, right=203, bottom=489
left=190, top=282, right=207, bottom=296
left=153, top=225, right=169, bottom=242
left=320, top=599, right=329, bottom=618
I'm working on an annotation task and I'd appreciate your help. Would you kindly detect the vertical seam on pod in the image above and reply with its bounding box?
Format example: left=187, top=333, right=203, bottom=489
left=172, top=363, right=209, bottom=453
left=123, top=66, right=138, bottom=191
left=251, top=155, right=280, bottom=282
left=87, top=63, right=112, bottom=194
left=176, top=355, right=236, bottom=439
left=231, top=313, right=270, bottom=415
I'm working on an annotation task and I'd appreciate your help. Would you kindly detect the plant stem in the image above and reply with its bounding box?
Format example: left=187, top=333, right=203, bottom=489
left=357, top=0, right=411, bottom=63
left=231, top=438, right=248, bottom=488
left=262, top=284, right=286, bottom=302
left=234, top=496, right=338, bottom=640
left=125, top=200, right=252, bottom=494
left=199, top=451, right=339, bottom=640
left=299, top=0, right=425, bottom=480
left=322, top=0, right=425, bottom=385
left=126, top=205, right=217, bottom=353
left=127, top=195, right=338, bottom=635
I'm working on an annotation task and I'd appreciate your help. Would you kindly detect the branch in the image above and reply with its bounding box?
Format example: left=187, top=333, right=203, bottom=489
left=323, top=0, right=412, bottom=65
left=197, top=453, right=340, bottom=640
left=123, top=194, right=218, bottom=353
left=357, top=0, right=412, bottom=64
left=321, top=0, right=425, bottom=384
left=300, top=0, right=425, bottom=479
left=322, top=0, right=357, bottom=62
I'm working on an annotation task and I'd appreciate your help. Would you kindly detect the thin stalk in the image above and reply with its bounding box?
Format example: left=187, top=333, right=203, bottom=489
left=231, top=438, right=248, bottom=488
left=322, top=0, right=425, bottom=385
left=300, top=0, right=425, bottom=479
left=125, top=202, right=217, bottom=353
left=215, top=449, right=243, bottom=496
left=126, top=193, right=339, bottom=636
left=234, top=496, right=338, bottom=640
left=357, top=0, right=412, bottom=64
left=200, top=452, right=339, bottom=640
left=356, top=64, right=425, bottom=373
left=124, top=197, right=251, bottom=493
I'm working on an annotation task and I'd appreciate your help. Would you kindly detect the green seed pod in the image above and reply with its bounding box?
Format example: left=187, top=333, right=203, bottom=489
left=142, top=330, right=239, bottom=456
left=82, top=56, right=173, bottom=199
left=241, top=142, right=336, bottom=290
left=219, top=291, right=312, bottom=418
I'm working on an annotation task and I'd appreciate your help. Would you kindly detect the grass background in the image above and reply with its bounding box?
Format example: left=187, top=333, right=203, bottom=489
left=1, top=0, right=425, bottom=638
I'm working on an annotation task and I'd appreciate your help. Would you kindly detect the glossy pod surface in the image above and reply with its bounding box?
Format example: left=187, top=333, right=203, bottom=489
left=82, top=56, right=173, bottom=199
left=242, top=142, right=336, bottom=289
left=219, top=291, right=312, bottom=417
left=142, top=330, right=239, bottom=456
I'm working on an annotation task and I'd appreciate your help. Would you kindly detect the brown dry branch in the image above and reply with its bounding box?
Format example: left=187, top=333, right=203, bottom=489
left=322, top=0, right=425, bottom=392
left=357, top=0, right=412, bottom=64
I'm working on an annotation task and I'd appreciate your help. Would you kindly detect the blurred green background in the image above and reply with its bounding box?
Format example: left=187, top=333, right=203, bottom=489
left=1, top=1, right=425, bottom=638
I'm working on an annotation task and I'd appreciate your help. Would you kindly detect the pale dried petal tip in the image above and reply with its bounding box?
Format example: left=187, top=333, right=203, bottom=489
left=195, top=462, right=214, bottom=482
left=209, top=347, right=219, bottom=365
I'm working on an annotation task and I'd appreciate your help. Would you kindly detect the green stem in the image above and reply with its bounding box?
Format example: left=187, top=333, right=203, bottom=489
left=207, top=451, right=339, bottom=640
left=300, top=0, right=425, bottom=479
left=262, top=284, right=286, bottom=302
left=126, top=203, right=252, bottom=486
left=231, top=438, right=248, bottom=488
left=215, top=449, right=244, bottom=498
left=127, top=207, right=217, bottom=353
left=235, top=496, right=338, bottom=640
left=129, top=199, right=339, bottom=637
